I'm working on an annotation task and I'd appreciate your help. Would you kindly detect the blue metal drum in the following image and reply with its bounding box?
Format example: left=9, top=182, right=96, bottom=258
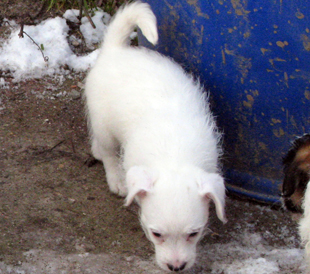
left=140, top=0, right=310, bottom=204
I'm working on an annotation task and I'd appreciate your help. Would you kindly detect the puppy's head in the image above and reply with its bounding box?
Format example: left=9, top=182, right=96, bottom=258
left=282, top=134, right=310, bottom=212
left=125, top=166, right=226, bottom=272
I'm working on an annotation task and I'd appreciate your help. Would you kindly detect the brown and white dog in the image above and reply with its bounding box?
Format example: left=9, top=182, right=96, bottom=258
left=282, top=134, right=310, bottom=268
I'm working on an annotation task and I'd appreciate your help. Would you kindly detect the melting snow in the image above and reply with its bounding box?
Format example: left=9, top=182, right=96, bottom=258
left=0, top=9, right=110, bottom=81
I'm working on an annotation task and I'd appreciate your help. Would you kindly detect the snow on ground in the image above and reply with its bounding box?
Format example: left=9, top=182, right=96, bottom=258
left=0, top=9, right=111, bottom=82
left=0, top=230, right=305, bottom=274
left=203, top=232, right=305, bottom=274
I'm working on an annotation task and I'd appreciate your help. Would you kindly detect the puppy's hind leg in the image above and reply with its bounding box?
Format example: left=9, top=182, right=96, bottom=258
left=91, top=136, right=127, bottom=197
left=91, top=137, right=105, bottom=161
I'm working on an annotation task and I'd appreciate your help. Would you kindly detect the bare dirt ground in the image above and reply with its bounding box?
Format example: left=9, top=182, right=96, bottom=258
left=0, top=74, right=305, bottom=274
left=0, top=74, right=156, bottom=273
left=0, top=1, right=306, bottom=273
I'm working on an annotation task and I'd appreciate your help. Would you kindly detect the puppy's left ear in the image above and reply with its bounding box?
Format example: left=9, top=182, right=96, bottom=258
left=125, top=166, right=158, bottom=206
left=198, top=172, right=227, bottom=223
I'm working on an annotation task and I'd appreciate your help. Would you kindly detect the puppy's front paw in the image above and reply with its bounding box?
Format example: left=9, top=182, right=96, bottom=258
left=108, top=182, right=128, bottom=197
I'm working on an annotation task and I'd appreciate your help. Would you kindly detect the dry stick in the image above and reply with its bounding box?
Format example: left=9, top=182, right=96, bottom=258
left=30, top=140, right=65, bottom=157
left=78, top=0, right=83, bottom=22
left=83, top=0, right=96, bottom=29
left=70, top=136, right=76, bottom=154
left=77, top=0, right=96, bottom=29
left=48, top=140, right=66, bottom=152
left=39, top=140, right=66, bottom=155
left=18, top=23, right=49, bottom=62
left=78, top=0, right=96, bottom=29
left=18, top=23, right=24, bottom=38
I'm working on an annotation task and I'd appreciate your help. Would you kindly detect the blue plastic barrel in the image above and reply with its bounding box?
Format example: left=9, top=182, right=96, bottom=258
left=139, top=0, right=310, bottom=204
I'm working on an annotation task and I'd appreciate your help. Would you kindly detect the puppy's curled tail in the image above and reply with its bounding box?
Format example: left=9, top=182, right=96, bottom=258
left=102, top=1, right=158, bottom=49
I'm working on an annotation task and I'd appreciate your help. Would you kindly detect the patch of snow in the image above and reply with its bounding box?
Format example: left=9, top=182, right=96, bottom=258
left=63, top=9, right=80, bottom=23
left=0, top=9, right=110, bottom=82
left=221, top=257, right=279, bottom=274
left=0, top=231, right=304, bottom=273
left=199, top=232, right=305, bottom=274
left=0, top=77, right=8, bottom=88
left=80, top=10, right=111, bottom=49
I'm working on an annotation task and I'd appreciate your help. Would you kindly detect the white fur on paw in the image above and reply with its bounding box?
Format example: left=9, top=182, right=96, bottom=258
left=108, top=182, right=128, bottom=197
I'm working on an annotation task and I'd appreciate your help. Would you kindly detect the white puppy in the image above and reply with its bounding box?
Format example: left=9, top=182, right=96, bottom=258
left=84, top=1, right=226, bottom=272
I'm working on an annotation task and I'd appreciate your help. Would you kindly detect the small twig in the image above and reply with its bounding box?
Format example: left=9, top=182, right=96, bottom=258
left=18, top=23, right=49, bottom=62
left=34, top=140, right=65, bottom=155
left=78, top=0, right=96, bottom=29
left=83, top=0, right=96, bottom=29
left=18, top=23, right=24, bottom=38
left=70, top=136, right=76, bottom=154
left=3, top=20, right=12, bottom=27
left=48, top=140, right=66, bottom=152
left=78, top=0, right=83, bottom=22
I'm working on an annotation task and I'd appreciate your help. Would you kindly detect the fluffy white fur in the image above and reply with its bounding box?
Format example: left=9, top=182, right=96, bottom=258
left=300, top=182, right=310, bottom=271
left=84, top=1, right=226, bottom=272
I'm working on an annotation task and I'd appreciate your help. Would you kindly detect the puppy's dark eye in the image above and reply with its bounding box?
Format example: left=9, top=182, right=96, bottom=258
left=189, top=232, right=198, bottom=238
left=152, top=232, right=162, bottom=238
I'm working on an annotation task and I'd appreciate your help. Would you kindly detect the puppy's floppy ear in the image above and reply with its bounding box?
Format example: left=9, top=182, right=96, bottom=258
left=125, top=166, right=158, bottom=206
left=198, top=172, right=227, bottom=223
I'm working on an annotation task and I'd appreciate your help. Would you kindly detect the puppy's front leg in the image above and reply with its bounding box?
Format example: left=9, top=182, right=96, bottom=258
left=92, top=137, right=127, bottom=197
left=102, top=148, right=127, bottom=197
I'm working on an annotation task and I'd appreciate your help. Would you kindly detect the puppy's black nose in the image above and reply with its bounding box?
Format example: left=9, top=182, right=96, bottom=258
left=167, top=262, right=187, bottom=272
left=179, top=262, right=187, bottom=271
